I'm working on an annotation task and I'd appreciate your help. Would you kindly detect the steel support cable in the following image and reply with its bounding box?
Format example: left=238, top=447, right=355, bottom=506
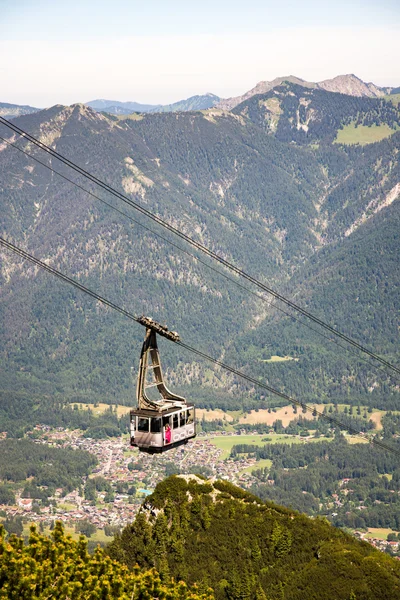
left=0, top=116, right=399, bottom=376
left=0, top=237, right=139, bottom=322
left=2, top=135, right=398, bottom=386
left=1, top=236, right=399, bottom=458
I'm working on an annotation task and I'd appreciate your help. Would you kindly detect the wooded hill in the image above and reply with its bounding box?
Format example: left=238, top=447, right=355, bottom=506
left=107, top=475, right=400, bottom=600
left=0, top=81, right=399, bottom=411
left=232, top=82, right=400, bottom=144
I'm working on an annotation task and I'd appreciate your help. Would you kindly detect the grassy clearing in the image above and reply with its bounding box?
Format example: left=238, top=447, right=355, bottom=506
left=22, top=523, right=111, bottom=544
left=210, top=435, right=267, bottom=459
left=87, top=528, right=110, bottom=544
left=197, top=408, right=233, bottom=422
left=335, top=122, right=396, bottom=145
left=240, top=458, right=272, bottom=475
left=386, top=93, right=400, bottom=106
left=70, top=401, right=385, bottom=433
left=57, top=502, right=76, bottom=511
left=119, top=113, right=144, bottom=121
left=369, top=410, right=385, bottom=430
left=313, top=404, right=383, bottom=430
left=238, top=406, right=312, bottom=426
left=69, top=402, right=131, bottom=417
left=209, top=433, right=332, bottom=459
left=261, top=355, right=297, bottom=363
left=236, top=403, right=377, bottom=428
left=346, top=435, right=369, bottom=444
left=366, top=527, right=399, bottom=540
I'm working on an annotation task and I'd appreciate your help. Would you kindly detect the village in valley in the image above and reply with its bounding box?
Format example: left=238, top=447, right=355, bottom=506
left=1, top=425, right=259, bottom=536
left=1, top=413, right=400, bottom=556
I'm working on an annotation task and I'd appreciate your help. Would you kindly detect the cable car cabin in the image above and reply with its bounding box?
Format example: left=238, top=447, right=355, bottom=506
left=130, top=317, right=196, bottom=453
left=130, top=404, right=196, bottom=453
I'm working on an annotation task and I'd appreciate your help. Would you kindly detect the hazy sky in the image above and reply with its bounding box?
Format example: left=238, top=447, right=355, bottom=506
left=1, top=0, right=399, bottom=107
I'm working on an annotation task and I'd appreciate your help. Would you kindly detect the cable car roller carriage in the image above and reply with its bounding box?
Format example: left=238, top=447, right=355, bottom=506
left=130, top=316, right=196, bottom=452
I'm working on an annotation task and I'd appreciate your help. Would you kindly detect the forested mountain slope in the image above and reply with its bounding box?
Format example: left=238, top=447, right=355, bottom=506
left=232, top=82, right=400, bottom=145
left=107, top=475, right=400, bottom=600
left=228, top=185, right=399, bottom=408
left=0, top=86, right=399, bottom=409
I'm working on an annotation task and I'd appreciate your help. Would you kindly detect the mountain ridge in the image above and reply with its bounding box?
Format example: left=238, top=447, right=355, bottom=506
left=86, top=93, right=220, bottom=115
left=86, top=98, right=160, bottom=112
left=217, top=73, right=396, bottom=110
left=3, top=74, right=397, bottom=119
left=0, top=101, right=41, bottom=120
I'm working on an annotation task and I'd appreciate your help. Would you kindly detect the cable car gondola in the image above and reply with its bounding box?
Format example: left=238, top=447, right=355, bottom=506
left=130, top=317, right=196, bottom=453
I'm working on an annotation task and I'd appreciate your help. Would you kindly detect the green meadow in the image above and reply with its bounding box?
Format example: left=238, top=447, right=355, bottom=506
left=335, top=122, right=397, bottom=145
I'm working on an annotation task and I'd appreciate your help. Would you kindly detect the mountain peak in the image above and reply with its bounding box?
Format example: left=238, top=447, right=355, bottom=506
left=217, top=73, right=388, bottom=110
left=217, top=75, right=315, bottom=110
left=317, top=73, right=385, bottom=97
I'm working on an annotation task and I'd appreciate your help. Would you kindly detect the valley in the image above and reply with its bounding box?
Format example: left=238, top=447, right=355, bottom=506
left=1, top=404, right=400, bottom=558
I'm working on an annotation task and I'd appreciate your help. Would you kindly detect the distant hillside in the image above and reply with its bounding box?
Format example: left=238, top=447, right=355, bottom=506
left=148, top=93, right=220, bottom=113
left=107, top=475, right=400, bottom=600
left=232, top=81, right=400, bottom=145
left=86, top=98, right=161, bottom=113
left=218, top=73, right=394, bottom=110
left=0, top=89, right=399, bottom=409
left=86, top=93, right=220, bottom=115
left=0, top=101, right=40, bottom=119
left=0, top=103, right=326, bottom=404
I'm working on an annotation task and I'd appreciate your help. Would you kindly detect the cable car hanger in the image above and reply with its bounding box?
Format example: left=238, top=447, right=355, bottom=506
left=136, top=316, right=183, bottom=410
left=130, top=317, right=196, bottom=453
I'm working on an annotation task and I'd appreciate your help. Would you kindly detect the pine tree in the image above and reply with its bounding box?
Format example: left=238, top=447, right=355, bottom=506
left=0, top=522, right=212, bottom=600
left=251, top=541, right=262, bottom=561
left=255, top=586, right=268, bottom=600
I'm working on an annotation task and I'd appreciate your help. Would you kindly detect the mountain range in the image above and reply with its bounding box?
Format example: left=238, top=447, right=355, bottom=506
left=0, top=78, right=399, bottom=410
left=86, top=93, right=221, bottom=114
left=85, top=74, right=400, bottom=114
left=2, top=74, right=398, bottom=120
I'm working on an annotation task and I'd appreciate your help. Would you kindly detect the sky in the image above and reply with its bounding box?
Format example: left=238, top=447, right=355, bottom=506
left=1, top=0, right=399, bottom=107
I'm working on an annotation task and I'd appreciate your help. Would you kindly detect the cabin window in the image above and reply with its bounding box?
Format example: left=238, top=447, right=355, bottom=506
left=163, top=416, right=171, bottom=427
left=138, top=418, right=149, bottom=432
left=187, top=410, right=194, bottom=424
left=173, top=413, right=179, bottom=429
left=151, top=418, right=162, bottom=433
left=180, top=411, right=187, bottom=427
